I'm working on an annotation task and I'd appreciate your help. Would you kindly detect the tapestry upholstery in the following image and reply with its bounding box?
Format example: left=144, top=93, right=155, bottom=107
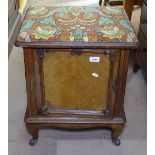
left=17, top=6, right=138, bottom=43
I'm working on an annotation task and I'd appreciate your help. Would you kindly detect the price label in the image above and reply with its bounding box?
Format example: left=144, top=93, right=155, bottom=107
left=89, top=57, right=100, bottom=62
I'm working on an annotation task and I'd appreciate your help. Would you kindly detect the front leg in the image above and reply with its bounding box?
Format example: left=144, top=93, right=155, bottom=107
left=111, top=124, right=124, bottom=146
left=26, top=124, right=39, bottom=146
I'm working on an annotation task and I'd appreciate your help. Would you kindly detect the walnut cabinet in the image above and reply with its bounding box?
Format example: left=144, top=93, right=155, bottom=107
left=15, top=6, right=139, bottom=146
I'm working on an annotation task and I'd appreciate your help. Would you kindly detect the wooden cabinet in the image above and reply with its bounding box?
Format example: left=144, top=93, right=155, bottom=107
left=15, top=6, right=138, bottom=146
left=133, top=0, right=147, bottom=81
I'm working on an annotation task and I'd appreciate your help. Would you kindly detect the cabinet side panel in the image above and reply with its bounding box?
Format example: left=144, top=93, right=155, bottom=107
left=24, top=49, right=38, bottom=116
left=114, top=50, right=130, bottom=116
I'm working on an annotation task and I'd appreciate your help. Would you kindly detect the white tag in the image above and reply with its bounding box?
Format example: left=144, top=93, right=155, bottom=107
left=89, top=57, right=100, bottom=62
left=92, top=73, right=99, bottom=78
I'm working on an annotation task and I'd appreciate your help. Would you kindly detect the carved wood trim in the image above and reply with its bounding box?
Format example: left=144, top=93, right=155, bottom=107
left=106, top=50, right=120, bottom=117
left=25, top=116, right=125, bottom=124
left=15, top=41, right=139, bottom=49
left=39, top=108, right=111, bottom=118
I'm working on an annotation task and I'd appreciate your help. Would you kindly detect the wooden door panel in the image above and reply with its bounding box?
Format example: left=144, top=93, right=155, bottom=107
left=76, top=53, right=110, bottom=110
left=43, top=51, right=112, bottom=112
left=43, top=52, right=76, bottom=109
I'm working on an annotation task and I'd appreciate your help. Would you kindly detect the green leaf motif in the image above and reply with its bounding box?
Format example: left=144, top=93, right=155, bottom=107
left=99, top=16, right=114, bottom=25
left=22, top=20, right=35, bottom=29
left=119, top=20, right=133, bottom=31
left=40, top=17, right=56, bottom=25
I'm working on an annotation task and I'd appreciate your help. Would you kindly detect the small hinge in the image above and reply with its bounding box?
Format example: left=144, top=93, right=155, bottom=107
left=112, top=80, right=119, bottom=93
left=71, top=49, right=82, bottom=56
left=101, top=50, right=112, bottom=55
left=101, top=50, right=115, bottom=62
left=37, top=49, right=44, bottom=60
left=109, top=51, right=115, bottom=62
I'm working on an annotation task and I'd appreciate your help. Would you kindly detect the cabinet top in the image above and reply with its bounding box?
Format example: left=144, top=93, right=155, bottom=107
left=15, top=6, right=139, bottom=49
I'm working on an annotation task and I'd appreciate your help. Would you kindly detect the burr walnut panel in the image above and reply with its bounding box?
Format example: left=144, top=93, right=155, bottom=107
left=43, top=51, right=110, bottom=110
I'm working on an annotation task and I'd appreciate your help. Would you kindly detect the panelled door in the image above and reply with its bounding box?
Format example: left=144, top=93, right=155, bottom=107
left=43, top=50, right=117, bottom=113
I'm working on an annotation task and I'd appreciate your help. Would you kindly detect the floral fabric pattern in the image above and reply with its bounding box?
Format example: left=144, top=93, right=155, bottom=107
left=17, top=6, right=138, bottom=43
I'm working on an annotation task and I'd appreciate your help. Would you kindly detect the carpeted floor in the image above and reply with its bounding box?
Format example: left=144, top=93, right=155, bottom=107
left=8, top=1, right=146, bottom=155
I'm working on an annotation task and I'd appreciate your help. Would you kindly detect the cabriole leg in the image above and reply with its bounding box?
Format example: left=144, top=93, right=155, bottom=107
left=111, top=125, right=124, bottom=146
left=26, top=124, right=38, bottom=146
